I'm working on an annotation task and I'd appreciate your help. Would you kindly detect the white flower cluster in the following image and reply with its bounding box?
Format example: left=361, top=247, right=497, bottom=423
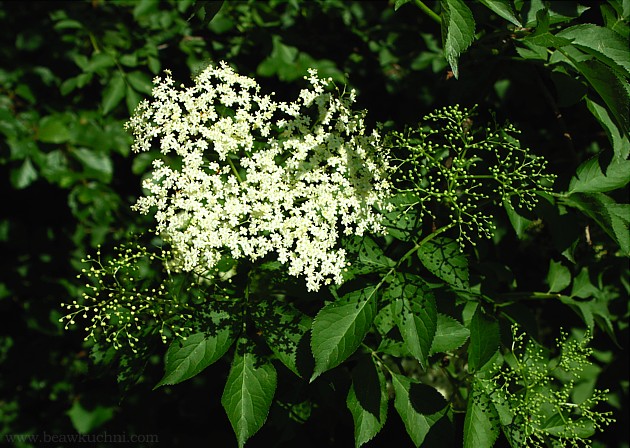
left=126, top=62, right=392, bottom=291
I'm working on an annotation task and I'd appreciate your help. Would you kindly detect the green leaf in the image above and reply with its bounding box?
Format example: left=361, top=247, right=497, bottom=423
left=503, top=199, right=533, bottom=238
left=358, top=235, right=395, bottom=270
left=346, top=356, right=388, bottom=447
left=564, top=192, right=630, bottom=255
left=381, top=192, right=422, bottom=241
left=547, top=260, right=571, bottom=293
left=391, top=277, right=437, bottom=368
left=417, top=236, right=469, bottom=289
left=468, top=308, right=500, bottom=372
left=440, top=0, right=476, bottom=78
left=126, top=85, right=142, bottom=115
left=570, top=268, right=599, bottom=299
left=102, top=72, right=126, bottom=115
left=479, top=0, right=521, bottom=26
left=463, top=379, right=500, bottom=448
left=221, top=344, right=277, bottom=448
left=38, top=115, right=70, bottom=144
left=572, top=58, right=630, bottom=135
left=392, top=374, right=447, bottom=447
left=394, top=0, right=412, bottom=11
left=71, top=148, right=113, bottom=183
left=66, top=400, right=114, bottom=434
left=586, top=98, right=630, bottom=160
left=556, top=24, right=630, bottom=78
left=430, top=313, right=470, bottom=355
left=310, top=287, right=378, bottom=381
left=156, top=330, right=236, bottom=387
left=568, top=155, right=630, bottom=194
left=253, top=302, right=311, bottom=377
left=10, top=158, right=38, bottom=189
left=126, top=70, right=154, bottom=95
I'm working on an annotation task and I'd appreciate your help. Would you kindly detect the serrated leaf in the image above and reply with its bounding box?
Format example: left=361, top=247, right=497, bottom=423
left=503, top=199, right=533, bottom=238
left=557, top=24, right=630, bottom=78
left=570, top=268, right=598, bottom=299
left=381, top=192, right=422, bottom=241
left=440, top=0, right=476, bottom=78
left=221, top=344, right=277, bottom=448
left=126, top=85, right=142, bottom=115
left=546, top=260, right=571, bottom=293
left=252, top=301, right=311, bottom=377
left=358, top=235, right=395, bottom=269
left=72, top=148, right=113, bottom=183
left=38, top=115, right=70, bottom=144
left=102, top=72, right=126, bottom=115
left=463, top=379, right=500, bottom=448
left=391, top=277, right=437, bottom=368
left=479, top=0, right=521, bottom=26
left=311, top=287, right=377, bottom=381
left=156, top=330, right=235, bottom=387
left=572, top=58, right=630, bottom=135
left=586, top=98, right=630, bottom=160
left=10, top=158, right=38, bottom=189
left=430, top=313, right=470, bottom=355
left=564, top=192, right=630, bottom=255
left=418, top=236, right=469, bottom=289
left=346, top=356, right=388, bottom=447
left=568, top=155, right=630, bottom=194
left=468, top=308, right=500, bottom=372
left=392, top=374, right=447, bottom=447
left=126, top=70, right=154, bottom=95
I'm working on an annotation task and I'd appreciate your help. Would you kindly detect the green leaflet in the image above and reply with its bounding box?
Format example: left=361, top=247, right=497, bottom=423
left=585, top=98, right=630, bottom=160
left=440, top=0, right=475, bottom=78
left=392, top=373, right=447, bottom=447
left=389, top=276, right=437, bottom=368
left=463, top=379, right=500, bottom=448
left=572, top=58, right=630, bottom=135
left=38, top=115, right=71, bottom=144
left=468, top=307, right=500, bottom=372
left=417, top=236, right=469, bottom=289
left=478, top=0, right=521, bottom=26
left=252, top=301, right=311, bottom=377
left=503, top=199, right=533, bottom=239
left=10, top=158, right=37, bottom=189
left=346, top=356, right=388, bottom=448
left=546, top=259, right=571, bottom=293
left=221, top=343, right=277, bottom=448
left=556, top=24, right=630, bottom=78
left=568, top=154, right=630, bottom=194
left=430, top=313, right=470, bottom=355
left=310, top=287, right=377, bottom=381
left=564, top=192, right=630, bottom=255
left=101, top=72, right=126, bottom=115
left=155, top=330, right=236, bottom=388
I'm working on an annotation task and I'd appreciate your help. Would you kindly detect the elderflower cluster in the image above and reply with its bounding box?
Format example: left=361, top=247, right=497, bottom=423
left=126, top=62, right=392, bottom=291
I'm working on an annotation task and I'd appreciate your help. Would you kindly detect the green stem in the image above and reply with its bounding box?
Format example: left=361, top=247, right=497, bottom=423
left=496, top=291, right=562, bottom=303
left=368, top=223, right=456, bottom=300
left=413, top=0, right=442, bottom=25
left=227, top=157, right=243, bottom=183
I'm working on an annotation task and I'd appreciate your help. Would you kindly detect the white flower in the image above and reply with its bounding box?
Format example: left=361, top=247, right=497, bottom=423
left=126, top=62, right=392, bottom=291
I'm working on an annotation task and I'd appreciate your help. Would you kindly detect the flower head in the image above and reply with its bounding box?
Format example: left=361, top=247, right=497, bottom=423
left=126, top=62, right=392, bottom=291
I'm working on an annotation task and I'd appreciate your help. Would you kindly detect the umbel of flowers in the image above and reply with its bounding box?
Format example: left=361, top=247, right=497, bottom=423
left=126, top=62, right=392, bottom=292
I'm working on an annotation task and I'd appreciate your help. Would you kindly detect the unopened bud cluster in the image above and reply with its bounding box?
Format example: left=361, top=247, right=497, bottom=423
left=391, top=105, right=556, bottom=247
